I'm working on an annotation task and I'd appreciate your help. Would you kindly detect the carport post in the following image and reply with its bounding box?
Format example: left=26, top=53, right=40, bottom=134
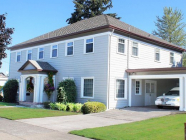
left=179, top=77, right=184, bottom=111
left=128, top=78, right=132, bottom=106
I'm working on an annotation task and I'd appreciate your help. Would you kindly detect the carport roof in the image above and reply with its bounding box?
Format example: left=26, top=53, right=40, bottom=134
left=126, top=67, right=186, bottom=73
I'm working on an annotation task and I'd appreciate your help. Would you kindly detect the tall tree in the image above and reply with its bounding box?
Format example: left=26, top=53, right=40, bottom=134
left=0, top=13, right=14, bottom=68
left=67, top=0, right=120, bottom=24
left=152, top=7, right=186, bottom=48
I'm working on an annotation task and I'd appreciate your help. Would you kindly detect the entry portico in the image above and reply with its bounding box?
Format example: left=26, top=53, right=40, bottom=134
left=127, top=67, right=186, bottom=111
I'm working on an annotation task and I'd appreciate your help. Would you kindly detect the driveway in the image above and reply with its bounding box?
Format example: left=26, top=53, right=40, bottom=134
left=17, top=107, right=178, bottom=133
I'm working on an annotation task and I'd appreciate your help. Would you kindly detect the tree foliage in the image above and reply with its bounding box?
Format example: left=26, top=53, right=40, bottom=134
left=67, top=0, right=120, bottom=24
left=0, top=13, right=14, bottom=68
left=152, top=7, right=186, bottom=48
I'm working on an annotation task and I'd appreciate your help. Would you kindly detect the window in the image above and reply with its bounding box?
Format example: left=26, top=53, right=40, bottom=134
left=118, top=39, right=125, bottom=54
left=85, top=38, right=94, bottom=53
left=116, top=79, right=126, bottom=99
left=39, top=48, right=44, bottom=59
left=170, top=52, right=174, bottom=64
left=17, top=52, right=21, bottom=62
left=132, top=42, right=138, bottom=56
left=66, top=42, right=73, bottom=56
left=51, top=45, right=58, bottom=58
left=81, top=77, right=94, bottom=98
left=27, top=50, right=32, bottom=60
left=135, top=80, right=141, bottom=95
left=155, top=48, right=160, bottom=61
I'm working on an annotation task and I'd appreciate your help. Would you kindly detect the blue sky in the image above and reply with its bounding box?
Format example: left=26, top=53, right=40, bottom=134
left=1, top=0, right=186, bottom=74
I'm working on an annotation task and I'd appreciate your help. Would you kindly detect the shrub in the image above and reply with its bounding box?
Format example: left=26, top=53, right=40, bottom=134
left=3, top=79, right=19, bottom=103
left=73, top=103, right=83, bottom=112
left=0, top=95, right=3, bottom=102
left=49, top=103, right=56, bottom=110
left=81, top=102, right=106, bottom=114
left=67, top=103, right=75, bottom=111
left=43, top=102, right=50, bottom=109
left=57, top=79, right=76, bottom=103
left=55, top=102, right=67, bottom=111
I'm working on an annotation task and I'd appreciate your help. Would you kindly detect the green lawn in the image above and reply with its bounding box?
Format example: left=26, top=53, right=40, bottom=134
left=70, top=114, right=186, bottom=140
left=0, top=107, right=79, bottom=120
left=0, top=102, right=17, bottom=106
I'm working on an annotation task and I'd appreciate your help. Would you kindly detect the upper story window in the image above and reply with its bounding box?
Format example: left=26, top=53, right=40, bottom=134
left=118, top=39, right=125, bottom=54
left=39, top=48, right=44, bottom=59
left=155, top=48, right=160, bottom=61
left=132, top=42, right=138, bottom=56
left=66, top=42, right=74, bottom=56
left=170, top=52, right=174, bottom=64
left=81, top=77, right=94, bottom=98
left=16, top=52, right=21, bottom=62
left=51, top=45, right=58, bottom=58
left=85, top=38, right=94, bottom=54
left=27, top=50, right=32, bottom=60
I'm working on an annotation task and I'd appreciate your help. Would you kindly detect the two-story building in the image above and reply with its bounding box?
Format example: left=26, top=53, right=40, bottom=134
left=9, top=15, right=186, bottom=111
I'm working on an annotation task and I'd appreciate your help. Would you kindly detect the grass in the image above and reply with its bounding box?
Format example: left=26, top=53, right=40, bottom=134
left=0, top=107, right=79, bottom=120
left=0, top=102, right=17, bottom=106
left=70, top=114, right=186, bottom=140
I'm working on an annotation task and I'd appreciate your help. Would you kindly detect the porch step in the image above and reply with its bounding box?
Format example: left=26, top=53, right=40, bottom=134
left=19, top=102, right=43, bottom=108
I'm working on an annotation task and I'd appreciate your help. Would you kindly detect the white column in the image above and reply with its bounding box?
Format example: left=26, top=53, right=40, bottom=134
left=39, top=76, right=45, bottom=103
left=179, top=77, right=184, bottom=111
left=129, top=77, right=132, bottom=106
left=184, top=76, right=186, bottom=111
left=52, top=75, right=56, bottom=102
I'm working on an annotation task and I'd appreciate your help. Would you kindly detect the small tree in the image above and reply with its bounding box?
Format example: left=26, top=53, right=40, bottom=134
left=3, top=79, right=18, bottom=102
left=57, top=79, right=76, bottom=103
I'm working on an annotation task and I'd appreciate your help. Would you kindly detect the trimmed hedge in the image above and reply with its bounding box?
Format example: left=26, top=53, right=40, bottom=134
left=81, top=102, right=106, bottom=114
left=3, top=79, right=18, bottom=103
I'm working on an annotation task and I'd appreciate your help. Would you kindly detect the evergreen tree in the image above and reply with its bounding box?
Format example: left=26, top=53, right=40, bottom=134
left=67, top=0, right=120, bottom=24
left=0, top=13, right=14, bottom=68
left=152, top=7, right=186, bottom=48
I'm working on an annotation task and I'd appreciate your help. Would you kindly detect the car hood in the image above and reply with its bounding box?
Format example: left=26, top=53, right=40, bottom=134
left=157, top=96, right=179, bottom=99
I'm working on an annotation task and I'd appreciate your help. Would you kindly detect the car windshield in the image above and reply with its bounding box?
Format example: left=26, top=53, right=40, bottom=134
left=165, top=90, right=179, bottom=96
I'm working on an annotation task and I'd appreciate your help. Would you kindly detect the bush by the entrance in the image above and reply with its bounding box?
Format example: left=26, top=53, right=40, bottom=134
left=3, top=79, right=19, bottom=103
left=81, top=102, right=106, bottom=114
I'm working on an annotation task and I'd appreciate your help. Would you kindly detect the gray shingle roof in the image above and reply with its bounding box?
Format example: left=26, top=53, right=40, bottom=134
left=10, top=15, right=185, bottom=52
left=18, top=60, right=58, bottom=72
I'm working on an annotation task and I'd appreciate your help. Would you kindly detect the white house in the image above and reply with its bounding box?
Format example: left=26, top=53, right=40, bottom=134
left=8, top=15, right=186, bottom=111
left=0, top=73, right=8, bottom=96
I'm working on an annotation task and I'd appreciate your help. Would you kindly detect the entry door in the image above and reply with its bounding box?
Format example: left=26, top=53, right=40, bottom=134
left=145, top=80, right=157, bottom=106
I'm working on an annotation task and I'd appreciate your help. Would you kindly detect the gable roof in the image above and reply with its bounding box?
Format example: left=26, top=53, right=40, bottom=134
left=0, top=73, right=7, bottom=78
left=9, top=15, right=185, bottom=52
left=18, top=60, right=58, bottom=72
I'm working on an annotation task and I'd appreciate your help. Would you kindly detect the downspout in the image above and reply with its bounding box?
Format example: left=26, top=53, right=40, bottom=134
left=107, top=29, right=114, bottom=110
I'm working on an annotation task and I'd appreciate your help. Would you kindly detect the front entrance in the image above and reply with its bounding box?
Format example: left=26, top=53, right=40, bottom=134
left=145, top=80, right=157, bottom=106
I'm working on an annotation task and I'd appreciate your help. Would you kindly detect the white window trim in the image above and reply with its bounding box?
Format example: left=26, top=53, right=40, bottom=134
left=170, top=52, right=174, bottom=64
left=50, top=45, right=58, bottom=58
left=131, top=42, right=139, bottom=58
left=27, top=50, right=32, bottom=60
left=63, top=77, right=74, bottom=80
left=117, top=38, right=126, bottom=55
left=115, top=78, right=127, bottom=100
left=84, top=38, right=94, bottom=54
left=81, top=77, right=94, bottom=99
left=38, top=47, right=44, bottom=60
left=65, top=41, right=74, bottom=56
left=135, top=80, right=142, bottom=95
left=154, top=48, right=160, bottom=62
left=16, top=51, right=21, bottom=62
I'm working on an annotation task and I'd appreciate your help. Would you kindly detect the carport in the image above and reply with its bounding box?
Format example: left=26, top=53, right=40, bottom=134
left=126, top=67, right=186, bottom=111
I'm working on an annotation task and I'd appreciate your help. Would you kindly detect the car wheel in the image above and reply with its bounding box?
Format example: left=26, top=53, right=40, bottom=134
left=157, top=106, right=163, bottom=109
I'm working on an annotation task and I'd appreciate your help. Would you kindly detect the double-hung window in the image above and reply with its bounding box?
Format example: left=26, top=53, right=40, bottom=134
left=132, top=42, right=138, bottom=56
left=135, top=80, right=141, bottom=95
left=155, top=48, right=160, bottom=61
left=66, top=42, right=73, bottom=56
left=27, top=50, right=32, bottom=60
left=52, top=45, right=58, bottom=58
left=170, top=52, right=174, bottom=64
left=116, top=79, right=126, bottom=99
left=118, top=39, right=125, bottom=54
left=39, top=48, right=44, bottom=59
left=17, top=52, right=21, bottom=62
left=85, top=38, right=94, bottom=53
left=81, top=77, right=94, bottom=98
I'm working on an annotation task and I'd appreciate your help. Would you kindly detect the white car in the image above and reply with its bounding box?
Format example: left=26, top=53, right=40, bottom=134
left=155, top=87, right=180, bottom=109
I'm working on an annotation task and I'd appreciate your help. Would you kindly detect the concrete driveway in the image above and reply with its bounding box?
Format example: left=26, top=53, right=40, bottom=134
left=18, top=107, right=178, bottom=133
